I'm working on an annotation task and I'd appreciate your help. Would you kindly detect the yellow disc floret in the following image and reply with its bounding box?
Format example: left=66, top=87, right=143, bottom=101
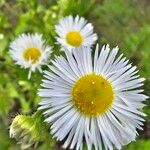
left=24, top=47, right=41, bottom=63
left=66, top=31, right=83, bottom=47
left=72, top=74, right=114, bottom=116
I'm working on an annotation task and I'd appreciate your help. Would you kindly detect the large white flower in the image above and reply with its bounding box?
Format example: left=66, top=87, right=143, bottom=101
left=55, top=15, right=97, bottom=51
left=9, top=33, right=51, bottom=79
left=38, top=45, right=147, bottom=150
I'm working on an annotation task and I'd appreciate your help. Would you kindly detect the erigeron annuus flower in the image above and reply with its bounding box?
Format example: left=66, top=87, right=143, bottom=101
left=55, top=15, right=97, bottom=51
left=38, top=45, right=147, bottom=150
left=9, top=33, right=51, bottom=79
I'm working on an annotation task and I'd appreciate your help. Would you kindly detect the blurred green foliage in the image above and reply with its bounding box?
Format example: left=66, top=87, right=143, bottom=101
left=0, top=0, right=150, bottom=149
left=123, top=140, right=150, bottom=150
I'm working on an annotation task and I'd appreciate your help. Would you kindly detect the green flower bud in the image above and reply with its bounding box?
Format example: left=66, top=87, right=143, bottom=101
left=10, top=111, right=52, bottom=149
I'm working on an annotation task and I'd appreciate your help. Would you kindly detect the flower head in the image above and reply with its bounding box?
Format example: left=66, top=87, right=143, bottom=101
left=38, top=45, right=147, bottom=150
left=55, top=15, right=97, bottom=51
left=9, top=33, right=52, bottom=79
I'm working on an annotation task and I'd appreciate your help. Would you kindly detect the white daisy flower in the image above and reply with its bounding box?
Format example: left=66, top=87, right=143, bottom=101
left=38, top=45, right=147, bottom=150
left=55, top=15, right=98, bottom=51
left=9, top=33, right=52, bottom=79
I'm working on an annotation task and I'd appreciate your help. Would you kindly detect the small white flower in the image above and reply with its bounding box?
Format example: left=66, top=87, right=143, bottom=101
left=38, top=45, right=147, bottom=150
left=55, top=15, right=98, bottom=51
left=9, top=33, right=52, bottom=79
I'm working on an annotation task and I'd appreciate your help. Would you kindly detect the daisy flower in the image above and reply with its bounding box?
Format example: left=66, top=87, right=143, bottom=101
left=55, top=15, right=97, bottom=51
left=38, top=45, right=147, bottom=150
left=9, top=33, right=51, bottom=79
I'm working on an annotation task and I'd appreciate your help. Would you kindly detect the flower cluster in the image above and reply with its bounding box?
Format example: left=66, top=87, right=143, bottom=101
left=9, top=15, right=147, bottom=150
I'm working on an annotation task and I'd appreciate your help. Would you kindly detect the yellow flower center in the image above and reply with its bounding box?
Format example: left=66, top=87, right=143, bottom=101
left=72, top=74, right=114, bottom=116
left=66, top=31, right=83, bottom=47
left=24, top=47, right=41, bottom=63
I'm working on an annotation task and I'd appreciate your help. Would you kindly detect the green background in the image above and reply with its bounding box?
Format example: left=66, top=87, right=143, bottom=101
left=0, top=0, right=150, bottom=149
